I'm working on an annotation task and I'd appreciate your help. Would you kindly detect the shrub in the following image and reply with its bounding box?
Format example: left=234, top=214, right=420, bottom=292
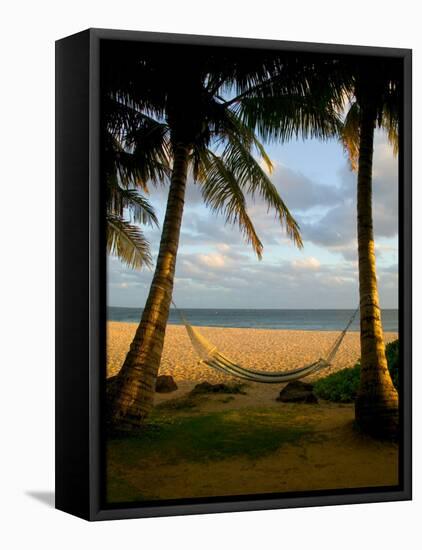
left=314, top=339, right=399, bottom=403
left=314, top=365, right=360, bottom=403
left=385, top=339, right=399, bottom=389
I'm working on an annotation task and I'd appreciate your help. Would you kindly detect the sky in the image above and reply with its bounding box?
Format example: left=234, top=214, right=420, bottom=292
left=107, top=130, right=398, bottom=309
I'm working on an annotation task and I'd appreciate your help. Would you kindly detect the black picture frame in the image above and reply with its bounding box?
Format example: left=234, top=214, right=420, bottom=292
left=55, top=28, right=412, bottom=521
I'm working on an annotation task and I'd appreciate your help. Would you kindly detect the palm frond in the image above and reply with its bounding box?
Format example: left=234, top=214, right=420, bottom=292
left=219, top=108, right=274, bottom=173
left=198, top=151, right=264, bottom=258
left=237, top=93, right=343, bottom=143
left=125, top=116, right=171, bottom=186
left=107, top=215, right=153, bottom=269
left=380, top=104, right=399, bottom=156
left=103, top=48, right=360, bottom=264
left=225, top=54, right=349, bottom=110
left=341, top=101, right=360, bottom=171
left=106, top=102, right=171, bottom=189
left=213, top=115, right=302, bottom=248
left=351, top=57, right=401, bottom=159
left=107, top=183, right=159, bottom=227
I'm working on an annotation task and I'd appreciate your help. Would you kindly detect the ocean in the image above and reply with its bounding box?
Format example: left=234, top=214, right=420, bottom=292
left=107, top=307, right=399, bottom=332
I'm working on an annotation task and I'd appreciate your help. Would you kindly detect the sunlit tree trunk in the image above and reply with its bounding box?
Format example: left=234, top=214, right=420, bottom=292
left=108, top=142, right=190, bottom=431
left=354, top=101, right=399, bottom=438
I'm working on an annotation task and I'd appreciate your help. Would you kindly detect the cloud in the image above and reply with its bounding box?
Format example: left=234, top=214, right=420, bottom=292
left=108, top=240, right=398, bottom=309
left=171, top=249, right=360, bottom=308
left=197, top=253, right=227, bottom=269
left=299, top=133, right=398, bottom=259
left=108, top=131, right=399, bottom=309
left=180, top=214, right=250, bottom=248
left=268, top=162, right=343, bottom=211
left=145, top=158, right=353, bottom=253
left=292, top=256, right=321, bottom=270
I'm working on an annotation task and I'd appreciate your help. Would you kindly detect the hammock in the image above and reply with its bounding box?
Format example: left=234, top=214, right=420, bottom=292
left=173, top=304, right=359, bottom=384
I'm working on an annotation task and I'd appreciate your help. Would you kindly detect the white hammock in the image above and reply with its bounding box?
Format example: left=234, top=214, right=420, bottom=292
left=173, top=304, right=358, bottom=384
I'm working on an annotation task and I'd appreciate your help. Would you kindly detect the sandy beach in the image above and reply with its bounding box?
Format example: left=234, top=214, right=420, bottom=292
left=106, top=322, right=399, bottom=502
left=107, top=321, right=398, bottom=387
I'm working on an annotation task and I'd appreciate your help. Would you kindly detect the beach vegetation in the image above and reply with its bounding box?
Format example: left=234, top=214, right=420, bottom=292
left=314, top=366, right=360, bottom=403
left=104, top=43, right=400, bottom=439
left=314, top=339, right=399, bottom=403
left=105, top=100, right=161, bottom=269
left=109, top=408, right=311, bottom=465
left=107, top=407, right=312, bottom=502
left=385, top=339, right=400, bottom=389
left=104, top=46, right=344, bottom=430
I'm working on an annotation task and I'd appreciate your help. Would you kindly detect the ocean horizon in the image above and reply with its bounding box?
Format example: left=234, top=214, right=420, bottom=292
left=107, top=307, right=399, bottom=332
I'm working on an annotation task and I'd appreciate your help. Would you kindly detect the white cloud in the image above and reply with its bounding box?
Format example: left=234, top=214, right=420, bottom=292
left=108, top=131, right=399, bottom=309
left=292, top=256, right=321, bottom=270
left=197, top=253, right=227, bottom=269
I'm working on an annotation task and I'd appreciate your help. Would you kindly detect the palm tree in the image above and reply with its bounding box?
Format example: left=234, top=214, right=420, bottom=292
left=341, top=58, right=400, bottom=437
left=103, top=44, right=342, bottom=430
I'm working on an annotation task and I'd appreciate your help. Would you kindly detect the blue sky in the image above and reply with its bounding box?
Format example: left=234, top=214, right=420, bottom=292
left=108, top=130, right=398, bottom=309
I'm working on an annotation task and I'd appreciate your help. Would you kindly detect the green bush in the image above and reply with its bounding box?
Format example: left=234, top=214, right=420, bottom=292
left=314, top=339, right=399, bottom=403
left=314, top=365, right=360, bottom=402
left=385, top=339, right=399, bottom=389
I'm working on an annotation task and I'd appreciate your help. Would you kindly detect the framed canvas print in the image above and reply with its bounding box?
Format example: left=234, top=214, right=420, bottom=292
left=55, top=28, right=412, bottom=521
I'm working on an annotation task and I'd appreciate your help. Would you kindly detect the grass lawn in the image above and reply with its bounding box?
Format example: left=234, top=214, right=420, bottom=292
left=106, top=395, right=398, bottom=504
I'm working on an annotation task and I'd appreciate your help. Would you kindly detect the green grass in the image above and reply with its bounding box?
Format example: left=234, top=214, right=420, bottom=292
left=109, top=408, right=311, bottom=466
left=314, top=339, right=399, bottom=403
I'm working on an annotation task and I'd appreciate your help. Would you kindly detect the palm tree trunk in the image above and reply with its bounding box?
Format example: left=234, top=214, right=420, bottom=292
left=108, top=142, right=190, bottom=431
left=354, top=102, right=398, bottom=438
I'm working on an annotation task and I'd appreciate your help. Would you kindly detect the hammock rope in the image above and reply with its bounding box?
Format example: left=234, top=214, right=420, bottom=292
left=172, top=301, right=359, bottom=384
